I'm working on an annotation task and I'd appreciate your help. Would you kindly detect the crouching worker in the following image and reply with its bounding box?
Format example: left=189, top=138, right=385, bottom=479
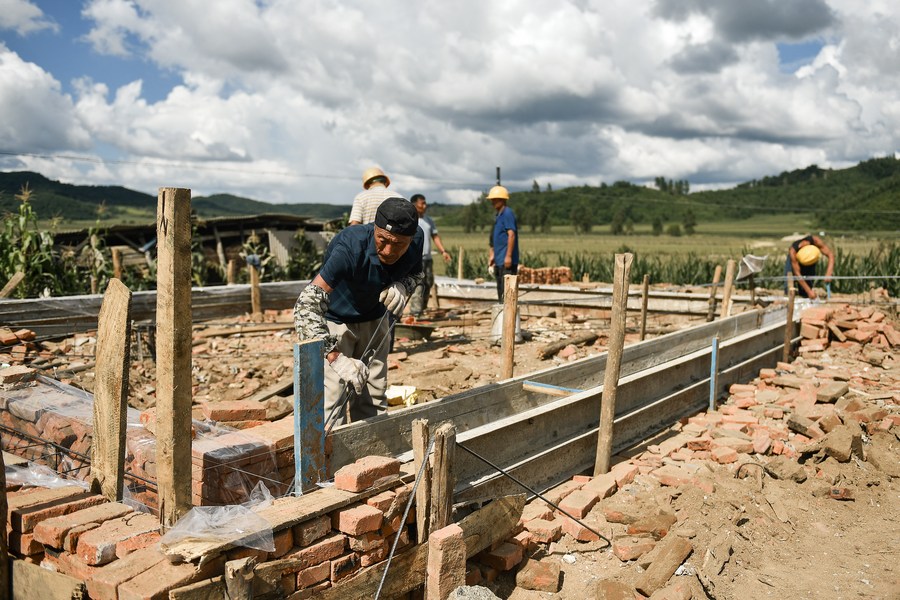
left=294, top=198, right=424, bottom=426
left=785, top=234, right=834, bottom=299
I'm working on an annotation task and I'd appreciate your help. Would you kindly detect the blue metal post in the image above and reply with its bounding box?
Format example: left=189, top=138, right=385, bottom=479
left=294, top=340, right=325, bottom=495
left=709, top=336, right=719, bottom=412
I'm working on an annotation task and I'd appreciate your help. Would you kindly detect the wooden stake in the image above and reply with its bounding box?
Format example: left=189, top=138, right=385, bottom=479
left=594, top=253, right=633, bottom=475
left=639, top=274, right=650, bottom=341
left=111, top=247, right=123, bottom=280
left=783, top=274, right=796, bottom=364
left=749, top=274, right=756, bottom=307
left=0, top=449, right=8, bottom=600
left=224, top=557, right=256, bottom=600
left=411, top=419, right=432, bottom=542
left=719, top=259, right=736, bottom=319
left=155, top=187, right=193, bottom=530
left=90, top=276, right=98, bottom=295
left=293, top=340, right=326, bottom=495
left=706, top=265, right=722, bottom=322
left=250, top=263, right=261, bottom=317
left=226, top=259, right=237, bottom=285
left=456, top=247, right=464, bottom=281
left=0, top=271, right=24, bottom=298
left=501, top=274, right=518, bottom=379
left=213, top=226, right=227, bottom=269
left=429, top=423, right=456, bottom=534
left=90, top=278, right=132, bottom=502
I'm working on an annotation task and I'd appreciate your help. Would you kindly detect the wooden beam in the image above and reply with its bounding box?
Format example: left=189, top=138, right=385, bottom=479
left=429, top=423, right=456, bottom=534
left=226, top=259, right=237, bottom=285
left=501, top=274, right=518, bottom=379
left=456, top=247, right=464, bottom=281
left=317, top=494, right=524, bottom=600
left=155, top=187, right=194, bottom=530
left=640, top=274, right=650, bottom=341
left=90, top=278, right=132, bottom=501
left=706, top=265, right=722, bottom=322
left=0, top=450, right=8, bottom=600
left=294, top=340, right=326, bottom=494
left=111, top=247, right=123, bottom=280
left=784, top=274, right=796, bottom=364
left=411, top=419, right=432, bottom=542
left=249, top=264, right=261, bottom=317
left=0, top=272, right=24, bottom=299
left=537, top=330, right=598, bottom=360
left=719, top=259, right=736, bottom=319
left=595, top=253, right=632, bottom=475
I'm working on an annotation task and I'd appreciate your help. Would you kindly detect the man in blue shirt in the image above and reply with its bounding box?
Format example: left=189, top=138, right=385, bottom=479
left=294, top=198, right=424, bottom=425
left=487, top=185, right=519, bottom=301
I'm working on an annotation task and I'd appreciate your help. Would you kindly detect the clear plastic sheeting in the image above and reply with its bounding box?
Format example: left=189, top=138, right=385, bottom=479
left=736, top=254, right=768, bottom=281
left=4, top=461, right=89, bottom=490
left=159, top=481, right=276, bottom=553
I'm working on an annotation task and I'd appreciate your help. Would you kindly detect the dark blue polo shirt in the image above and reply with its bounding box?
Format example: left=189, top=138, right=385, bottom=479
left=492, top=206, right=519, bottom=267
left=319, top=224, right=424, bottom=323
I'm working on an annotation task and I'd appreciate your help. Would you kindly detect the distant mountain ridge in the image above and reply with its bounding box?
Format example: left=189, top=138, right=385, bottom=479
left=0, top=171, right=350, bottom=223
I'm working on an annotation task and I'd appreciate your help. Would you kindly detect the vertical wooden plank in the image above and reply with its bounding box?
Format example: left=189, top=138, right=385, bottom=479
left=594, top=253, right=633, bottom=475
left=456, top=247, right=464, bottom=281
left=411, top=419, right=431, bottom=543
left=639, top=274, right=650, bottom=341
left=501, top=274, right=518, bottom=380
left=719, top=259, right=736, bottom=319
left=213, top=227, right=227, bottom=269
left=706, top=265, right=722, bottom=322
left=226, top=259, right=237, bottom=285
left=90, top=278, right=132, bottom=502
left=155, top=187, right=193, bottom=530
left=0, top=449, right=8, bottom=600
left=111, top=247, right=123, bottom=280
left=709, top=335, right=719, bottom=413
left=294, top=340, right=325, bottom=494
left=429, top=423, right=456, bottom=534
left=783, top=274, right=796, bottom=364
left=749, top=274, right=756, bottom=307
left=250, top=264, right=261, bottom=316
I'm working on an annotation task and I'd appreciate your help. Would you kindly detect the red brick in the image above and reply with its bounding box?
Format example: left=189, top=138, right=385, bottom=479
left=427, top=523, right=466, bottom=598
left=331, top=552, right=361, bottom=583
left=76, top=513, right=160, bottom=566
left=582, top=472, right=617, bottom=499
left=8, top=531, right=42, bottom=555
left=332, top=504, right=383, bottom=535
left=478, top=541, right=522, bottom=571
left=752, top=435, right=772, bottom=455
left=560, top=515, right=603, bottom=542
left=116, top=530, right=161, bottom=559
left=711, top=446, right=738, bottom=464
left=333, top=455, right=401, bottom=492
left=0, top=365, right=35, bottom=383
left=117, top=554, right=225, bottom=600
left=272, top=527, right=294, bottom=558
left=516, top=558, right=561, bottom=592
left=64, top=523, right=100, bottom=553
left=293, top=515, right=331, bottom=547
left=613, top=536, right=657, bottom=561
left=558, top=489, right=599, bottom=518
left=524, top=519, right=562, bottom=543
left=200, top=399, right=267, bottom=421
left=365, top=490, right=395, bottom=513
left=296, top=561, right=330, bottom=589
left=6, top=486, right=96, bottom=532
left=360, top=543, right=388, bottom=567
left=85, top=547, right=167, bottom=600
left=285, top=533, right=346, bottom=569
left=35, top=491, right=114, bottom=536
left=626, top=513, right=676, bottom=540
left=609, top=462, right=639, bottom=486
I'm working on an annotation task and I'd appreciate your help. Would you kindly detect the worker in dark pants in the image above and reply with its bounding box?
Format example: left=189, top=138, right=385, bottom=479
left=785, top=234, right=834, bottom=299
left=487, top=185, right=519, bottom=301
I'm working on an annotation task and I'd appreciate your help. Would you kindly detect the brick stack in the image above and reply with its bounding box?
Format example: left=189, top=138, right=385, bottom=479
left=515, top=266, right=573, bottom=285
left=798, top=304, right=899, bottom=354
left=0, top=327, right=38, bottom=362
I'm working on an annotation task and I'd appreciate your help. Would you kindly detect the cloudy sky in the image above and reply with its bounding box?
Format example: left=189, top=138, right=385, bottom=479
left=1, top=0, right=898, bottom=206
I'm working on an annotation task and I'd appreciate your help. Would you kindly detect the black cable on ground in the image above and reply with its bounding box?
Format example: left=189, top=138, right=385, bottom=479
left=455, top=441, right=612, bottom=549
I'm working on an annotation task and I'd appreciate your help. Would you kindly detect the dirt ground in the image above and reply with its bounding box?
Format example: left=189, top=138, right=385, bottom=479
left=56, top=297, right=899, bottom=600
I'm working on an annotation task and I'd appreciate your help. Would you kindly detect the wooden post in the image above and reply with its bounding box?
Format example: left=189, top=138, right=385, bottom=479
left=749, top=274, right=756, bottom=307
left=429, top=423, right=456, bottom=534
left=411, top=419, right=432, bottom=543
left=250, top=264, right=261, bottom=316
left=0, top=449, right=8, bottom=600
left=0, top=271, right=24, bottom=298
left=456, top=247, right=464, bottom=281
left=783, top=274, right=796, bottom=364
left=155, top=187, right=193, bottom=530
left=639, top=274, right=650, bottom=341
left=213, top=226, right=227, bottom=269
left=90, top=279, right=132, bottom=501
left=90, top=276, right=98, bottom=295
left=719, top=259, right=736, bottom=318
left=224, top=557, right=256, bottom=600
left=594, top=253, right=633, bottom=475
left=293, top=340, right=326, bottom=495
left=226, top=259, right=237, bottom=285
left=501, top=274, right=518, bottom=379
left=111, top=247, right=123, bottom=280
left=706, top=265, right=722, bottom=322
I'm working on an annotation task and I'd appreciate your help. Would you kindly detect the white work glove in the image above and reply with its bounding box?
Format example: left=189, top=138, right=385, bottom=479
left=379, top=282, right=408, bottom=317
left=330, top=354, right=369, bottom=395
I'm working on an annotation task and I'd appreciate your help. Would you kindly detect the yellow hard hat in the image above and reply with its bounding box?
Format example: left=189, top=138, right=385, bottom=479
left=362, top=167, right=390, bottom=189
left=487, top=185, right=509, bottom=201
left=796, top=244, right=821, bottom=266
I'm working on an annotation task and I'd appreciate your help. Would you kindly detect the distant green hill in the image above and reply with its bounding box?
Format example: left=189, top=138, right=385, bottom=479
left=0, top=171, right=349, bottom=224
left=2, top=155, right=899, bottom=231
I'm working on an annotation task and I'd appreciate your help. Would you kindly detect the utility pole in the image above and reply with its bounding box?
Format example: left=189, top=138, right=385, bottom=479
left=496, top=167, right=501, bottom=186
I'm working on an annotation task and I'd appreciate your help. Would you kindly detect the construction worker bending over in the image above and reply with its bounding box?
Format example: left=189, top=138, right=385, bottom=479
left=785, top=234, right=835, bottom=299
left=349, top=167, right=398, bottom=225
left=294, top=198, right=424, bottom=425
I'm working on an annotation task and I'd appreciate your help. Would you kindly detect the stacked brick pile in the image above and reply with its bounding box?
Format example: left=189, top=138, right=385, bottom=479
left=516, top=266, right=573, bottom=285
left=797, top=303, right=898, bottom=353
left=0, top=327, right=38, bottom=362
